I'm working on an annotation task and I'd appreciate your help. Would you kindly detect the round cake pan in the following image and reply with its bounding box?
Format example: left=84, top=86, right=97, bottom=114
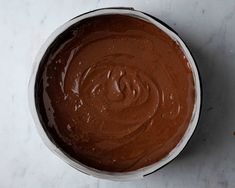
left=28, top=7, right=201, bottom=181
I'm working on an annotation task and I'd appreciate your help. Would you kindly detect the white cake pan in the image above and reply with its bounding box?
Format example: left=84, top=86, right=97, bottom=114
left=28, top=7, right=201, bottom=181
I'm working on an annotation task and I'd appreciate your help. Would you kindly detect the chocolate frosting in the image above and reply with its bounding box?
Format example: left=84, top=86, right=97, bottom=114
left=35, top=15, right=195, bottom=172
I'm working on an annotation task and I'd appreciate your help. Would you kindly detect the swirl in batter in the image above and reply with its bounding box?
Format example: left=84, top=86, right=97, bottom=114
left=35, top=15, right=195, bottom=172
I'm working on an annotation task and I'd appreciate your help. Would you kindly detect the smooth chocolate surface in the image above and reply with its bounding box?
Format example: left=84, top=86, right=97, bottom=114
left=35, top=15, right=195, bottom=172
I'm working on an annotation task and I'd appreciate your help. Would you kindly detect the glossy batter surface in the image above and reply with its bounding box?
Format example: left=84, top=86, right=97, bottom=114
left=35, top=15, right=195, bottom=172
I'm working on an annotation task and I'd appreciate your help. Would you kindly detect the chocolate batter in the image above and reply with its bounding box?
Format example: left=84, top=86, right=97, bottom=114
left=35, top=15, right=195, bottom=172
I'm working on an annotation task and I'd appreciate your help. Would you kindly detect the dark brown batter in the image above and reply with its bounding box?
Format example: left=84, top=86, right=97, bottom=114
left=35, top=15, right=195, bottom=172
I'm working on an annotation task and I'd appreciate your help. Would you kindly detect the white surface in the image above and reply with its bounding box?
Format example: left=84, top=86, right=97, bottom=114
left=0, top=0, right=235, bottom=187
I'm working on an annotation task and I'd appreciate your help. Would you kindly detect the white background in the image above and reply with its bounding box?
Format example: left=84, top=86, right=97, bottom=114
left=0, top=0, right=235, bottom=187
